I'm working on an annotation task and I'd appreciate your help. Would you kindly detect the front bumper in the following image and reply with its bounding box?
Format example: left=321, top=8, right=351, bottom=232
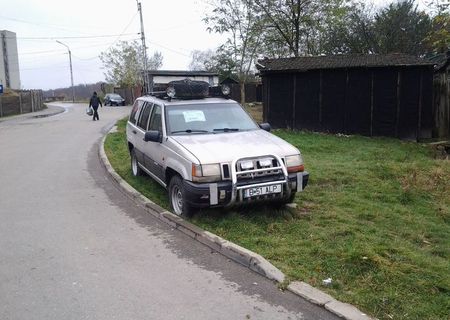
left=183, top=171, right=309, bottom=208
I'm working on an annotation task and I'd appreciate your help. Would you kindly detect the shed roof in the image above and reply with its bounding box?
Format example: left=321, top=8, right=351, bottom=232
left=257, top=53, right=434, bottom=73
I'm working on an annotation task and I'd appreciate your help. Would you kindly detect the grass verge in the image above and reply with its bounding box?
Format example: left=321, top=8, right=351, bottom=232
left=105, top=117, right=450, bottom=320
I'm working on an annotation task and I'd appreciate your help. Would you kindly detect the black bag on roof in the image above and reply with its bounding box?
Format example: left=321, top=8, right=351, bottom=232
left=168, top=79, right=209, bottom=99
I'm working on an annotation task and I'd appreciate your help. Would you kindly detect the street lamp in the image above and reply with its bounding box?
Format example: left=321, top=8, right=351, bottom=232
left=56, top=40, right=75, bottom=103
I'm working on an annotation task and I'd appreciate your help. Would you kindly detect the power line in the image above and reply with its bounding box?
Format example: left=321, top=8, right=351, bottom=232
left=105, top=12, right=139, bottom=51
left=0, top=14, right=95, bottom=35
left=0, top=14, right=124, bottom=35
left=147, top=40, right=191, bottom=57
left=19, top=48, right=66, bottom=56
left=12, top=33, right=139, bottom=40
left=71, top=43, right=141, bottom=62
left=9, top=64, right=68, bottom=72
left=17, top=36, right=139, bottom=58
left=75, top=13, right=139, bottom=61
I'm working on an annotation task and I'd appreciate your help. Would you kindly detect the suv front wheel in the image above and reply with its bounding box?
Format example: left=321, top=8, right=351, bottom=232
left=168, top=175, right=193, bottom=217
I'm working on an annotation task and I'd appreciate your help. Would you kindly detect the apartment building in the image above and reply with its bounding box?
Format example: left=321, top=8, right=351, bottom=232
left=0, top=30, right=21, bottom=89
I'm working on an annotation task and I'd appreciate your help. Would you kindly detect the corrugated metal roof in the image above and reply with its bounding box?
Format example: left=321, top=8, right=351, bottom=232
left=257, top=53, right=434, bottom=73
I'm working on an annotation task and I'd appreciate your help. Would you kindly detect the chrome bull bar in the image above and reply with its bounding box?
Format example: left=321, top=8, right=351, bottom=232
left=228, top=154, right=290, bottom=206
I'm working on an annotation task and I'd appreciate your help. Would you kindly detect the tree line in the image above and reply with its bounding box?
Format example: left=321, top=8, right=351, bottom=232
left=193, top=0, right=449, bottom=102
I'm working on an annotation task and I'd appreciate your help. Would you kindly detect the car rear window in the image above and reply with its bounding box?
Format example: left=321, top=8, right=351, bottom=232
left=129, top=100, right=143, bottom=125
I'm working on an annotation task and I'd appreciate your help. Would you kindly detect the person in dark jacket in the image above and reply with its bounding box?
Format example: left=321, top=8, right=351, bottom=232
left=89, top=91, right=102, bottom=121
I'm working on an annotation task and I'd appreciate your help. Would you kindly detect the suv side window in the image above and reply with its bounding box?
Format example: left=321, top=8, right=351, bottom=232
left=148, top=104, right=162, bottom=132
left=130, top=100, right=143, bottom=125
left=137, top=102, right=153, bottom=130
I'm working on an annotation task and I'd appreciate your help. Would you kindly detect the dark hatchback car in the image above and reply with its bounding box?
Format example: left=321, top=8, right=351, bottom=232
left=104, top=93, right=125, bottom=106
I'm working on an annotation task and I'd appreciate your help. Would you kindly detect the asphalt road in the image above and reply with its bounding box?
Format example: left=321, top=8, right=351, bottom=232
left=0, top=103, right=339, bottom=320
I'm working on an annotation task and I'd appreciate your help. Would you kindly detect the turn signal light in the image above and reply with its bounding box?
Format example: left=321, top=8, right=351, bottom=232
left=287, top=164, right=304, bottom=173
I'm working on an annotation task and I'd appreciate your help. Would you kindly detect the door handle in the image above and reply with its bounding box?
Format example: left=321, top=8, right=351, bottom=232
left=132, top=130, right=137, bottom=134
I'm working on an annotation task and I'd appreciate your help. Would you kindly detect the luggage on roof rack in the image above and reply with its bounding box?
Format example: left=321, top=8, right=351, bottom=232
left=167, top=79, right=209, bottom=99
left=147, top=78, right=231, bottom=100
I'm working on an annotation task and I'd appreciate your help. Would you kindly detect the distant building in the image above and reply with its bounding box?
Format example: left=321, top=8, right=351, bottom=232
left=0, top=30, right=21, bottom=89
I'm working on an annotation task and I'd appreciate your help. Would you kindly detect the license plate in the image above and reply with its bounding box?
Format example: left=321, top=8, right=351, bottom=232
left=243, top=184, right=282, bottom=198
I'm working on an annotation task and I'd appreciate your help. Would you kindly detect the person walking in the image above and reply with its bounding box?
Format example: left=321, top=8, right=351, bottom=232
left=89, top=91, right=102, bottom=121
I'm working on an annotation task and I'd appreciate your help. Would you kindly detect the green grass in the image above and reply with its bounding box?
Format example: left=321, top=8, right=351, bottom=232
left=105, top=118, right=450, bottom=320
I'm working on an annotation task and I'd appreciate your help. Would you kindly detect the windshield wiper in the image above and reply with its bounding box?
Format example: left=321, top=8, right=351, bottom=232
left=213, top=128, right=240, bottom=132
left=171, top=129, right=209, bottom=134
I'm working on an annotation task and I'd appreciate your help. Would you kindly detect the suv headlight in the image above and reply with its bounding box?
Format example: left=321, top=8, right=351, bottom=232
left=285, top=154, right=304, bottom=173
left=192, top=163, right=221, bottom=182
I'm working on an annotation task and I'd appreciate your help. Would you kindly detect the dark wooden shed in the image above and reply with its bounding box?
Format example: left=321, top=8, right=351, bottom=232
left=257, top=54, right=435, bottom=140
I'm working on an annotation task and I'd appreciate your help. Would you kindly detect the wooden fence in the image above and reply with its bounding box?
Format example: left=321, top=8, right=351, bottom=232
left=0, top=90, right=44, bottom=118
left=229, top=83, right=262, bottom=103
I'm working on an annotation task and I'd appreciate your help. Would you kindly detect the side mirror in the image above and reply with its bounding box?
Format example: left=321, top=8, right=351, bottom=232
left=259, top=123, right=271, bottom=132
left=144, top=130, right=162, bottom=143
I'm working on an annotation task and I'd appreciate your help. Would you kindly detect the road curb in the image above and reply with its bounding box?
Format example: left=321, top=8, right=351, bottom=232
left=99, top=129, right=373, bottom=320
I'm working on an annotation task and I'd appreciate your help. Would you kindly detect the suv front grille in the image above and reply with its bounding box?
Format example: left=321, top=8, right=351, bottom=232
left=235, top=156, right=284, bottom=187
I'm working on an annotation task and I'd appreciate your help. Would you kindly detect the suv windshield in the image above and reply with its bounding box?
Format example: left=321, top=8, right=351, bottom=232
left=166, top=102, right=258, bottom=135
left=109, top=94, right=122, bottom=99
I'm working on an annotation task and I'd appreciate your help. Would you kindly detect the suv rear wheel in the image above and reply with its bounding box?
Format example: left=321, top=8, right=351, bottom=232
left=130, top=149, right=143, bottom=176
left=168, top=175, right=193, bottom=217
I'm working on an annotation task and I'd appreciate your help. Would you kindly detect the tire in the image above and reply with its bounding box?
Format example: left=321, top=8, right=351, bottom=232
left=168, top=175, right=193, bottom=217
left=271, top=191, right=296, bottom=209
left=130, top=149, right=144, bottom=176
left=286, top=191, right=296, bottom=203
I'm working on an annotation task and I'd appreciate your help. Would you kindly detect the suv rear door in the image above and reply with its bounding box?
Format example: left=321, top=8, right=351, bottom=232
left=133, top=101, right=153, bottom=165
left=143, top=103, right=166, bottom=184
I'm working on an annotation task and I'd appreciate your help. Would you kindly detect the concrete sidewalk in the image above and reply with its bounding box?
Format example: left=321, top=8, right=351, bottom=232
left=0, top=103, right=66, bottom=123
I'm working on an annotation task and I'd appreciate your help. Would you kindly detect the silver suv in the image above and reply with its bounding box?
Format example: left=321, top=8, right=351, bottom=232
left=126, top=80, right=309, bottom=216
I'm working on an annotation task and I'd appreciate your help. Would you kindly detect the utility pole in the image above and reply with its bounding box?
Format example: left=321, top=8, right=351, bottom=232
left=137, top=0, right=149, bottom=94
left=56, top=40, right=75, bottom=103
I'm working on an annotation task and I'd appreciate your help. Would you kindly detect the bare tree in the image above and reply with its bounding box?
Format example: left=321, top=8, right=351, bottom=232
left=322, top=1, right=377, bottom=54
left=254, top=0, right=346, bottom=56
left=204, top=0, right=264, bottom=103
left=100, top=40, right=163, bottom=88
left=188, top=49, right=216, bottom=71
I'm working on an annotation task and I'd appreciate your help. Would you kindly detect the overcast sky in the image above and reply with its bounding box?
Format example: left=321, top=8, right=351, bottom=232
left=0, top=0, right=427, bottom=90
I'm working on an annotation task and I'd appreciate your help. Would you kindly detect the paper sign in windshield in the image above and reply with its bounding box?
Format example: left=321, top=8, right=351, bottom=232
left=183, top=110, right=206, bottom=123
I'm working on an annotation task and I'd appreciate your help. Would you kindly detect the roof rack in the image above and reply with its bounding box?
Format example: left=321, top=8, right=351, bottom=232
left=147, top=78, right=231, bottom=101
